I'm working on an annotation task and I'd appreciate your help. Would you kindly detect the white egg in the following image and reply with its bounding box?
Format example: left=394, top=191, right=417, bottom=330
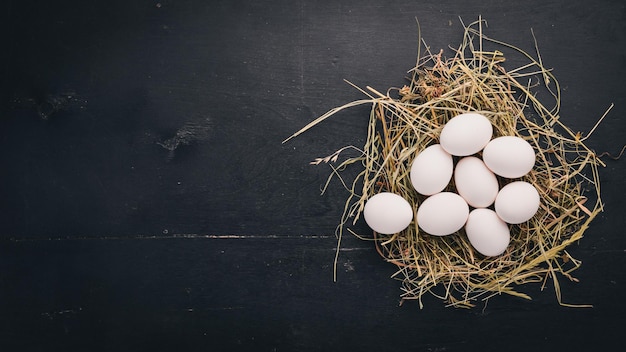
left=454, top=156, right=499, bottom=208
left=494, top=181, right=540, bottom=224
left=410, top=144, right=453, bottom=195
left=465, top=208, right=511, bottom=257
left=440, top=112, right=493, bottom=156
left=482, top=136, right=536, bottom=178
left=417, top=192, right=469, bottom=236
left=363, top=192, right=414, bottom=234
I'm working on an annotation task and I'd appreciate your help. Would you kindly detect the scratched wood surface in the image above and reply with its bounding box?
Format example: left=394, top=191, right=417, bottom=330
left=1, top=0, right=625, bottom=351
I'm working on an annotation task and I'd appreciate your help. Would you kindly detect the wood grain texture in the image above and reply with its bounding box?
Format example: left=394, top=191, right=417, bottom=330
left=1, top=0, right=625, bottom=351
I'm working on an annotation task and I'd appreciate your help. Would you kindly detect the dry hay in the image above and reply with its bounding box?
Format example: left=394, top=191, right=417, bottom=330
left=284, top=18, right=610, bottom=308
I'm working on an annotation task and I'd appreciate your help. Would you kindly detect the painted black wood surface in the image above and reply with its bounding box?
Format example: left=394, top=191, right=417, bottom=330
left=1, top=0, right=625, bottom=351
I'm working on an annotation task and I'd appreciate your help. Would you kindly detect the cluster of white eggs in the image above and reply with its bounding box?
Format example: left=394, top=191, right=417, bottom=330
left=363, top=113, right=540, bottom=257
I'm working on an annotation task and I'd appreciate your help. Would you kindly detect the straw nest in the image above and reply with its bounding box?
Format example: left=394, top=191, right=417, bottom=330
left=284, top=19, right=610, bottom=308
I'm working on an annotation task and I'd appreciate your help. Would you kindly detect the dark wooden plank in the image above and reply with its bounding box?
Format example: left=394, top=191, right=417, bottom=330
left=2, top=0, right=623, bottom=238
left=1, top=236, right=624, bottom=351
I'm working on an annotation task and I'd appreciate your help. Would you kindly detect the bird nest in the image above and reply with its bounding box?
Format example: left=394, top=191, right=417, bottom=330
left=284, top=19, right=609, bottom=308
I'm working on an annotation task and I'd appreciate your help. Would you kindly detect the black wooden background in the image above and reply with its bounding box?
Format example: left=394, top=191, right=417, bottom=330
left=1, top=0, right=625, bottom=351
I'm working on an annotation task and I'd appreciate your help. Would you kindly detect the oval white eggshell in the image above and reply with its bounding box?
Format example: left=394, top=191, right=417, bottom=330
left=440, top=113, right=493, bottom=156
left=410, top=144, right=453, bottom=195
left=454, top=156, right=499, bottom=208
left=465, top=208, right=511, bottom=257
left=363, top=192, right=413, bottom=234
left=417, top=192, right=469, bottom=236
left=495, top=181, right=540, bottom=224
left=482, top=136, right=536, bottom=178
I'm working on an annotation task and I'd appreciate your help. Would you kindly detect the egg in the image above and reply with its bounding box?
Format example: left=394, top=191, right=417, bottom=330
left=363, top=192, right=414, bottom=234
left=417, top=192, right=469, bottom=236
left=465, top=208, right=511, bottom=256
left=440, top=112, right=493, bottom=156
left=410, top=144, right=453, bottom=195
left=494, top=181, right=540, bottom=224
left=482, top=136, right=536, bottom=178
left=454, top=156, right=499, bottom=208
